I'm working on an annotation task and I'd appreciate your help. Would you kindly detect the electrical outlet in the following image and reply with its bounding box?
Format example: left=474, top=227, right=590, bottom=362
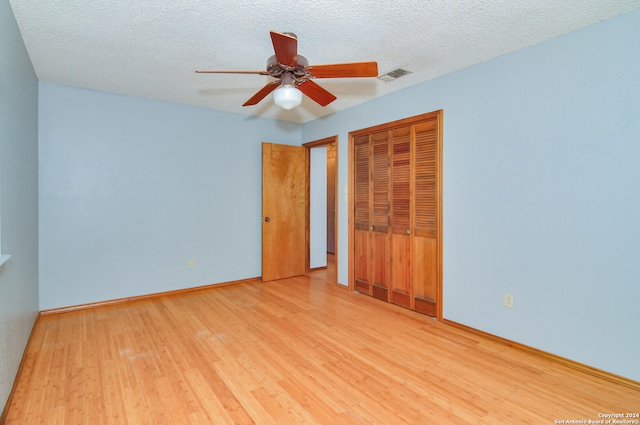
left=189, top=259, right=196, bottom=269
left=503, top=293, right=514, bottom=309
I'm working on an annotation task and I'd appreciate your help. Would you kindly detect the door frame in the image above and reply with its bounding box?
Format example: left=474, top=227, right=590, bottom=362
left=303, top=136, right=338, bottom=284
left=348, top=111, right=443, bottom=321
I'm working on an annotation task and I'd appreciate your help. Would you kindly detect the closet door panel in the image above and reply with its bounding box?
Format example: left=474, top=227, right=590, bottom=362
left=354, top=136, right=371, bottom=294
left=370, top=131, right=390, bottom=299
left=389, top=127, right=411, bottom=308
left=412, top=121, right=438, bottom=317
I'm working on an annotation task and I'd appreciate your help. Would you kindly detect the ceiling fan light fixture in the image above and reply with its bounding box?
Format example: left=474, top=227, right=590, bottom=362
left=273, top=85, right=303, bottom=110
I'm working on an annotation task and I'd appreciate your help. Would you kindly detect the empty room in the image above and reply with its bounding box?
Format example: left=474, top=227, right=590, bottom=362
left=1, top=0, right=639, bottom=423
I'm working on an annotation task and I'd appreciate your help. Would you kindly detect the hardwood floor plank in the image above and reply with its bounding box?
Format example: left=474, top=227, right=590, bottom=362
left=213, top=363, right=277, bottom=425
left=183, top=369, right=237, bottom=424
left=4, top=277, right=639, bottom=424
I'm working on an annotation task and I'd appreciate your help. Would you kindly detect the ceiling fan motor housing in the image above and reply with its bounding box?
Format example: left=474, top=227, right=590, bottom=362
left=267, top=54, right=309, bottom=84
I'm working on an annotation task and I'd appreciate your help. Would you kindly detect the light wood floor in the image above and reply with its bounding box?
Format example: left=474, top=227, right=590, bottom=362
left=308, top=253, right=336, bottom=283
left=4, top=275, right=638, bottom=424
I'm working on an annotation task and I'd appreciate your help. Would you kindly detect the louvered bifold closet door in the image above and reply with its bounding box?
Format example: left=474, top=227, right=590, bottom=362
left=412, top=121, right=438, bottom=316
left=351, top=111, right=441, bottom=317
left=370, top=131, right=391, bottom=301
left=354, top=135, right=371, bottom=294
left=389, top=127, right=411, bottom=308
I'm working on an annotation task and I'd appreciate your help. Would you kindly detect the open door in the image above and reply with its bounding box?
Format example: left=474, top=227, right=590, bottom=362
left=262, top=142, right=307, bottom=281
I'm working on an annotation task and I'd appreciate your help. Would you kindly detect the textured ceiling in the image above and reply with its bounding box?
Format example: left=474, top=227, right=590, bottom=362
left=9, top=0, right=640, bottom=123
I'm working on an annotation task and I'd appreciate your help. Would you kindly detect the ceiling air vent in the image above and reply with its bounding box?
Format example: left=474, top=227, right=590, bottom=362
left=378, top=68, right=412, bottom=82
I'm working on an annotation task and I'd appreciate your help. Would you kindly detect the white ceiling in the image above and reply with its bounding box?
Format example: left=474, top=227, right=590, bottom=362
left=9, top=0, right=640, bottom=123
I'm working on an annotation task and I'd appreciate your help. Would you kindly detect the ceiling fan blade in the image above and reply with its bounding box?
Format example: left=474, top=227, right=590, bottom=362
left=308, top=62, right=379, bottom=78
left=195, top=70, right=269, bottom=75
left=242, top=81, right=280, bottom=106
left=297, top=80, right=337, bottom=107
left=270, top=31, right=298, bottom=67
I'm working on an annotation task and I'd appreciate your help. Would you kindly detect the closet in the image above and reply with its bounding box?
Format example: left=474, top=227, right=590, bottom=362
left=349, top=111, right=442, bottom=319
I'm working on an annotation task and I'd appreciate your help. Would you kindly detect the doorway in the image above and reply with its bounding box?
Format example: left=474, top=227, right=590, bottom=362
left=304, top=136, right=338, bottom=284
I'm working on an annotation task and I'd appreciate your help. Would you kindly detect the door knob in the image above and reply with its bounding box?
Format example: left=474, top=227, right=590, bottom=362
left=406, top=229, right=411, bottom=235
left=369, top=225, right=374, bottom=231
left=264, top=217, right=271, bottom=222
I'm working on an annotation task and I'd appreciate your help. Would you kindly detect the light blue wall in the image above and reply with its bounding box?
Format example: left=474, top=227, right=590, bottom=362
left=302, top=10, right=640, bottom=381
left=38, top=83, right=301, bottom=309
left=0, top=0, right=40, bottom=412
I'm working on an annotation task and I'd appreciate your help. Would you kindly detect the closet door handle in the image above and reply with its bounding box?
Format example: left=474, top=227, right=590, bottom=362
left=369, top=225, right=374, bottom=231
left=264, top=217, right=271, bottom=222
left=407, top=229, right=411, bottom=235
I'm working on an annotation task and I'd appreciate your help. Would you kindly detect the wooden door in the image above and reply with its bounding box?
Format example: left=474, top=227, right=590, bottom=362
left=349, top=111, right=442, bottom=320
left=389, top=127, right=411, bottom=308
left=370, top=131, right=390, bottom=301
left=412, top=122, right=439, bottom=315
left=353, top=132, right=390, bottom=300
left=353, top=136, right=371, bottom=294
left=262, top=142, right=306, bottom=282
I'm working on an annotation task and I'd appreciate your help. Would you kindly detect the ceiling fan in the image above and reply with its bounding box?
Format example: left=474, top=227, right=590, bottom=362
left=196, top=31, right=379, bottom=110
